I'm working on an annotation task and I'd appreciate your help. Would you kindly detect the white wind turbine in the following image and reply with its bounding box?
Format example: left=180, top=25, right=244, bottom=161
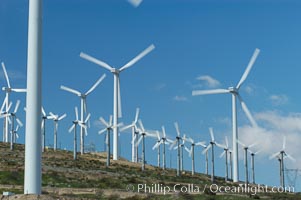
left=80, top=44, right=155, bottom=160
left=184, top=137, right=206, bottom=175
left=218, top=136, right=230, bottom=182
left=0, top=97, right=11, bottom=141
left=68, top=107, right=88, bottom=160
left=49, top=112, right=67, bottom=151
left=41, top=107, right=54, bottom=152
left=192, top=48, right=260, bottom=182
left=248, top=149, right=261, bottom=184
left=60, top=73, right=106, bottom=155
left=237, top=140, right=257, bottom=185
left=152, top=130, right=162, bottom=168
left=98, top=115, right=123, bottom=166
left=119, top=108, right=140, bottom=162
left=1, top=62, right=26, bottom=143
left=8, top=100, right=23, bottom=151
left=202, top=127, right=223, bottom=183
left=12, top=125, right=21, bottom=144
left=152, top=127, right=173, bottom=169
left=269, top=136, right=296, bottom=188
left=169, top=122, right=185, bottom=176
left=135, top=119, right=155, bottom=171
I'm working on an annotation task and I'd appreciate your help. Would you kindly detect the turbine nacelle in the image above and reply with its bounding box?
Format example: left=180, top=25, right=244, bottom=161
left=2, top=87, right=11, bottom=92
left=228, top=87, right=238, bottom=94
left=110, top=68, right=120, bottom=74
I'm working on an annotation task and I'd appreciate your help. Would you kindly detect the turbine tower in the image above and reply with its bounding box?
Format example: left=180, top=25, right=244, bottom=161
left=192, top=48, right=260, bottom=182
left=169, top=122, right=184, bottom=176
left=80, top=44, right=155, bottom=160
left=60, top=74, right=106, bottom=154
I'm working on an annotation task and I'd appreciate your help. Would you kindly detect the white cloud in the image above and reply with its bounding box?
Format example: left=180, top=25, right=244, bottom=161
left=269, top=94, right=288, bottom=106
left=173, top=95, right=188, bottom=102
left=196, top=75, right=221, bottom=88
left=237, top=111, right=301, bottom=168
left=154, top=83, right=166, bottom=91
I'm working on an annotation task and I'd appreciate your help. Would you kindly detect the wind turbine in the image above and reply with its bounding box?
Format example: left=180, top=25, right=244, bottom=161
left=184, top=137, right=206, bottom=175
left=0, top=98, right=12, bottom=142
left=202, top=127, right=223, bottom=183
left=218, top=136, right=230, bottom=182
left=192, top=48, right=260, bottom=182
left=119, top=108, right=140, bottom=162
left=98, top=115, right=123, bottom=166
left=49, top=112, right=67, bottom=151
left=248, top=149, right=261, bottom=184
left=68, top=107, right=88, bottom=160
left=269, top=136, right=296, bottom=188
left=80, top=44, right=155, bottom=160
left=1, top=62, right=26, bottom=143
left=237, top=140, right=257, bottom=185
left=12, top=125, right=21, bottom=144
left=60, top=73, right=106, bottom=155
left=135, top=119, right=155, bottom=171
left=41, top=107, right=54, bottom=152
left=8, top=100, right=23, bottom=150
left=152, top=130, right=162, bottom=168
left=169, top=122, right=184, bottom=176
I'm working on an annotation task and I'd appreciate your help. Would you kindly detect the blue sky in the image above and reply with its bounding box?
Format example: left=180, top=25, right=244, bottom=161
left=1, top=0, right=301, bottom=191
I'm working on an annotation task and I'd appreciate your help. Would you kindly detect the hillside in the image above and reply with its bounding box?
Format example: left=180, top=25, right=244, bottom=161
left=0, top=142, right=300, bottom=200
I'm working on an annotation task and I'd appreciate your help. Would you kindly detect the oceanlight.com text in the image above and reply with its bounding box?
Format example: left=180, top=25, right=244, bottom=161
left=126, top=183, right=295, bottom=195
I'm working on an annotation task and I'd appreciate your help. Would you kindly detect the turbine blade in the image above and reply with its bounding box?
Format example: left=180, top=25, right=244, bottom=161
left=127, top=0, right=143, bottom=7
left=202, top=145, right=211, bottom=154
left=134, top=107, right=140, bottom=123
left=248, top=142, right=257, bottom=149
left=58, top=113, right=67, bottom=121
left=131, top=134, right=137, bottom=145
left=85, top=113, right=91, bottom=123
left=120, top=123, right=133, bottom=132
left=109, top=115, right=113, bottom=126
left=85, top=74, right=106, bottom=96
left=135, top=136, right=143, bottom=147
left=237, top=139, right=246, bottom=148
left=237, top=94, right=258, bottom=127
left=192, top=89, right=229, bottom=96
left=11, top=88, right=27, bottom=92
left=99, top=117, right=109, bottom=127
left=98, top=128, right=107, bottom=135
left=0, top=96, right=7, bottom=113
left=220, top=151, right=226, bottom=158
left=117, top=77, right=122, bottom=118
left=68, top=124, right=75, bottom=133
left=1, top=62, right=11, bottom=88
left=236, top=48, right=260, bottom=89
left=174, top=122, right=180, bottom=137
left=269, top=151, right=280, bottom=160
left=156, top=131, right=160, bottom=141
left=60, top=85, right=81, bottom=96
left=162, top=126, right=166, bottom=138
left=225, top=136, right=229, bottom=148
left=209, top=127, right=215, bottom=142
left=119, top=44, right=155, bottom=72
left=75, top=107, right=79, bottom=121
left=152, top=141, right=160, bottom=150
left=7, top=101, right=13, bottom=112
left=285, top=153, right=296, bottom=162
left=41, top=107, right=46, bottom=117
left=195, top=141, right=206, bottom=147
left=138, top=119, right=145, bottom=132
left=14, top=100, right=20, bottom=113
left=16, top=118, right=23, bottom=127
left=80, top=52, right=113, bottom=71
